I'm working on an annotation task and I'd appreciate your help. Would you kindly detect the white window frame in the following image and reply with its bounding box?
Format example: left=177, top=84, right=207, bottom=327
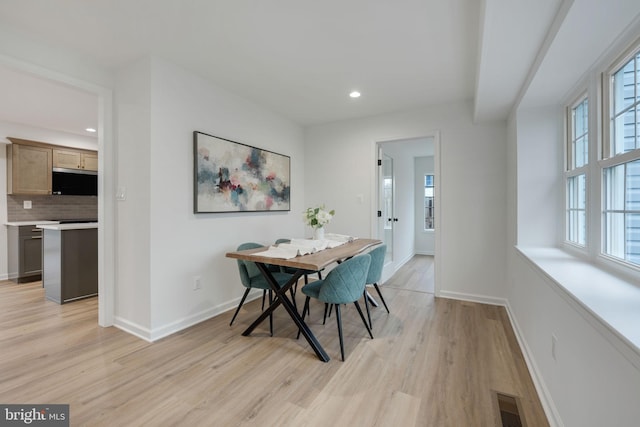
left=424, top=174, right=434, bottom=231
left=599, top=39, right=640, bottom=272
left=565, top=94, right=589, bottom=248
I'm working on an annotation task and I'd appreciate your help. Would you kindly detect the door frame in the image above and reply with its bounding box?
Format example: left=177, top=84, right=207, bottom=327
left=371, top=131, right=441, bottom=296
left=0, top=54, right=115, bottom=326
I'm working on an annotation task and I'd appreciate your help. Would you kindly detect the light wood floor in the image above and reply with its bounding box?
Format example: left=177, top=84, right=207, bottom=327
left=0, top=256, right=548, bottom=426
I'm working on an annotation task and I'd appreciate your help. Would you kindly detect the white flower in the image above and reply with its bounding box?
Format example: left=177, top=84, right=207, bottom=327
left=304, top=205, right=335, bottom=229
left=316, top=210, right=332, bottom=225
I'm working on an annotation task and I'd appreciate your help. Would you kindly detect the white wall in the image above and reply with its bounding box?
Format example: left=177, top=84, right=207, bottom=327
left=415, top=156, right=435, bottom=255
left=516, top=107, right=563, bottom=247
left=113, top=57, right=306, bottom=339
left=114, top=58, right=153, bottom=335
left=304, top=102, right=508, bottom=302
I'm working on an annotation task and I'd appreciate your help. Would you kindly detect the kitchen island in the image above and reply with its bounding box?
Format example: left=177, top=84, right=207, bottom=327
left=37, top=222, right=98, bottom=303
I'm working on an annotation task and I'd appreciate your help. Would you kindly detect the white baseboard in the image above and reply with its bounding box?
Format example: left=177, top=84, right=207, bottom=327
left=503, top=301, right=563, bottom=427
left=437, top=290, right=507, bottom=307
left=414, top=250, right=434, bottom=256
left=113, top=317, right=153, bottom=342
left=114, top=290, right=263, bottom=342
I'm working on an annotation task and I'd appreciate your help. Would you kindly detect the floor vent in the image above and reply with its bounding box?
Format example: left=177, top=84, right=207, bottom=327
left=494, top=391, right=524, bottom=427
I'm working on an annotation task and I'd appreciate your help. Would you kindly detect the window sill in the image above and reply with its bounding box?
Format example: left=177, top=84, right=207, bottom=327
left=516, top=246, right=640, bottom=365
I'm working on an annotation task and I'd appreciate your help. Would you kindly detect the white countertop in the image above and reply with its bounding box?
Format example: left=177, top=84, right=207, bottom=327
left=6, top=220, right=60, bottom=226
left=37, top=223, right=98, bottom=230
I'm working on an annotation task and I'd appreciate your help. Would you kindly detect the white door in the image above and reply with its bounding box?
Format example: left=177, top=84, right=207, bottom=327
left=378, top=152, right=394, bottom=267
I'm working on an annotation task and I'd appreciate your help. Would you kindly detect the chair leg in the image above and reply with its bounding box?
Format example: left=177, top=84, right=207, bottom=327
left=323, top=303, right=329, bottom=325
left=229, top=288, right=251, bottom=326
left=261, top=289, right=267, bottom=310
left=268, top=290, right=274, bottom=337
left=297, top=296, right=311, bottom=340
left=353, top=300, right=374, bottom=339
left=373, top=283, right=390, bottom=313
left=364, top=290, right=372, bottom=329
left=335, top=304, right=345, bottom=361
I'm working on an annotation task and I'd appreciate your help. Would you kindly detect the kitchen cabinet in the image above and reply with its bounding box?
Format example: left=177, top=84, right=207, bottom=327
left=7, top=224, right=44, bottom=283
left=6, top=138, right=98, bottom=195
left=53, top=148, right=98, bottom=172
left=6, top=138, right=52, bottom=195
left=40, top=224, right=98, bottom=303
left=81, top=152, right=98, bottom=171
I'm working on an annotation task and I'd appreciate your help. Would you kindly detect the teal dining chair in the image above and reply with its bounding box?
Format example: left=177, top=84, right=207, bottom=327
left=299, top=254, right=373, bottom=361
left=363, top=244, right=390, bottom=328
left=230, top=242, right=294, bottom=336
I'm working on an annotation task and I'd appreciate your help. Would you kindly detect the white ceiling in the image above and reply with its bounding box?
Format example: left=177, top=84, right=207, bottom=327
left=0, top=0, right=596, bottom=137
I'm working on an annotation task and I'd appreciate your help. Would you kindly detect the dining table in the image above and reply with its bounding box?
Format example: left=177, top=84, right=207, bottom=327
left=225, top=238, right=382, bottom=362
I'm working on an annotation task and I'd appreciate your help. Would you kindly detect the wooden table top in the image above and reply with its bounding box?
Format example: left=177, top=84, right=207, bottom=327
left=226, top=238, right=382, bottom=271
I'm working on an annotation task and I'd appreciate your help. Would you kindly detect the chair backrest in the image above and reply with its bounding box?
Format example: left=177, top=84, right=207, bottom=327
left=366, top=244, right=386, bottom=284
left=236, top=242, right=263, bottom=287
left=318, top=254, right=371, bottom=304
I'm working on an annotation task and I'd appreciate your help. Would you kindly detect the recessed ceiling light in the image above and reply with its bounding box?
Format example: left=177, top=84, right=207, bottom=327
left=85, top=128, right=96, bottom=133
left=349, top=91, right=361, bottom=98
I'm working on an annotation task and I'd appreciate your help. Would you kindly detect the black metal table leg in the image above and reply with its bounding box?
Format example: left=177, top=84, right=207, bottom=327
left=241, top=264, right=330, bottom=362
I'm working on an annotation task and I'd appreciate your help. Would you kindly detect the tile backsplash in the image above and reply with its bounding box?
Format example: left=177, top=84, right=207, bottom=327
left=7, top=195, right=98, bottom=222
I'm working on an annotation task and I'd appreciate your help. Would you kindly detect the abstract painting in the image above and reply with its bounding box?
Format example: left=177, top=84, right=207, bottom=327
left=194, top=131, right=291, bottom=213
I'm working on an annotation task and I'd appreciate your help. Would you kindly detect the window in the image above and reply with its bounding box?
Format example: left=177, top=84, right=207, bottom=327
left=424, top=174, right=434, bottom=230
left=567, top=174, right=586, bottom=245
left=602, top=45, right=640, bottom=267
left=565, top=96, right=588, bottom=246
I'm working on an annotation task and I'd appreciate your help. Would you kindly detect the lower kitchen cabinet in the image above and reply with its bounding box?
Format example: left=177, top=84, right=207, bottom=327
left=42, top=226, right=98, bottom=303
left=7, top=225, right=43, bottom=283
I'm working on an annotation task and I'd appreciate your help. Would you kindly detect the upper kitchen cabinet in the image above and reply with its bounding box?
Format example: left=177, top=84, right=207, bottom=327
left=53, top=148, right=98, bottom=172
left=81, top=152, right=98, bottom=171
left=6, top=138, right=52, bottom=195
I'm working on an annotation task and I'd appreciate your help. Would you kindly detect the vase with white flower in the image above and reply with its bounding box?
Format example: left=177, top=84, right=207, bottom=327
left=304, top=205, right=335, bottom=240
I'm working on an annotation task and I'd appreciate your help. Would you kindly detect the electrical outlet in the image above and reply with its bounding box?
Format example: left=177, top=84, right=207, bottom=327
left=23, top=200, right=32, bottom=209
left=551, top=334, right=558, bottom=361
left=193, top=276, right=201, bottom=290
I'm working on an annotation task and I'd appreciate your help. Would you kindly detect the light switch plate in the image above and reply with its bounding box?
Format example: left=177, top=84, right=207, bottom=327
left=23, top=200, right=32, bottom=209
left=116, top=186, right=127, bottom=201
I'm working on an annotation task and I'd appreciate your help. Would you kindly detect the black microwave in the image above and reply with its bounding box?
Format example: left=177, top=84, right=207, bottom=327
left=52, top=168, right=98, bottom=196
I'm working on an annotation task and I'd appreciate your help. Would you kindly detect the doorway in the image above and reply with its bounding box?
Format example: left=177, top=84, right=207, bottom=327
left=0, top=58, right=115, bottom=326
left=376, top=135, right=439, bottom=295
